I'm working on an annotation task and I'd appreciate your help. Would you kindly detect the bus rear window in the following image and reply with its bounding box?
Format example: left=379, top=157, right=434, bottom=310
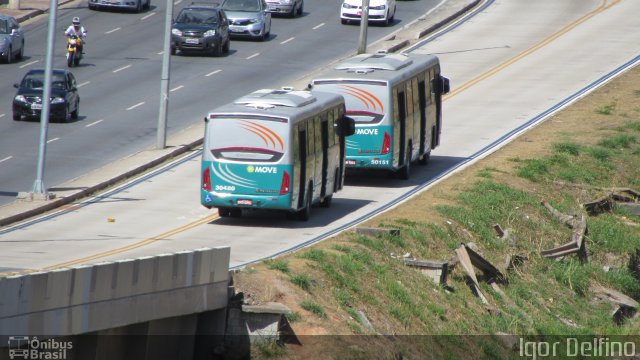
left=208, top=117, right=288, bottom=163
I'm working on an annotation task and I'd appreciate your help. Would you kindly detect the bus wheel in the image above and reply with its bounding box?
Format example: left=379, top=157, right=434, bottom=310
left=218, top=208, right=231, bottom=217
left=320, top=195, right=332, bottom=208
left=398, top=147, right=412, bottom=180
left=419, top=151, right=430, bottom=165
left=298, top=188, right=312, bottom=221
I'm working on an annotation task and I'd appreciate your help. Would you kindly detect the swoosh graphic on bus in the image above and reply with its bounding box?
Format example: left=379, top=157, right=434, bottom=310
left=212, top=163, right=257, bottom=187
left=346, top=139, right=359, bottom=149
left=239, top=120, right=284, bottom=152
left=340, top=85, right=385, bottom=112
left=345, top=110, right=385, bottom=125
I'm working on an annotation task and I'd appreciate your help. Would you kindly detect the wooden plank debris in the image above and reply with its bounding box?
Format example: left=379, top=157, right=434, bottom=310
left=464, top=244, right=507, bottom=284
left=455, top=245, right=488, bottom=304
left=617, top=203, right=640, bottom=216
left=542, top=201, right=577, bottom=228
left=541, top=213, right=588, bottom=262
left=404, top=259, right=449, bottom=285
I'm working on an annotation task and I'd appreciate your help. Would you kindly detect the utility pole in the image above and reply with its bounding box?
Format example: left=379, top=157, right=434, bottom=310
left=157, top=0, right=174, bottom=149
left=31, top=0, right=58, bottom=198
left=357, top=0, right=370, bottom=54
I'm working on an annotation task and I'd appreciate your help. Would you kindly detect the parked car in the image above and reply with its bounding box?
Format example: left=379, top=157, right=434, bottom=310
left=341, top=0, right=396, bottom=26
left=171, top=4, right=230, bottom=56
left=13, top=69, right=80, bottom=123
left=265, top=0, right=303, bottom=18
left=88, top=0, right=150, bottom=13
left=0, top=14, right=25, bottom=63
left=221, top=0, right=271, bottom=41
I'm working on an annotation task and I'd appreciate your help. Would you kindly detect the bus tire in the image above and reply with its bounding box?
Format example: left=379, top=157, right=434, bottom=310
left=298, top=187, right=312, bottom=221
left=319, top=195, right=332, bottom=208
left=398, top=146, right=412, bottom=180
left=418, top=151, right=430, bottom=165
left=218, top=208, right=231, bottom=217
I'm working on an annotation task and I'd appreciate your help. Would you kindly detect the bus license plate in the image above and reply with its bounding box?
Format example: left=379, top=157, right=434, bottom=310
left=237, top=199, right=253, bottom=206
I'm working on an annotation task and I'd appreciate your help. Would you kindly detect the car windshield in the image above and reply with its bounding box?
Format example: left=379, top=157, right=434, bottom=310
left=222, top=0, right=259, bottom=12
left=21, top=73, right=67, bottom=90
left=175, top=9, right=220, bottom=25
left=0, top=20, right=9, bottom=34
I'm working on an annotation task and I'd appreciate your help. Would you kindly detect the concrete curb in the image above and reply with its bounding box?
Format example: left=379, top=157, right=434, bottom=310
left=0, top=0, right=482, bottom=228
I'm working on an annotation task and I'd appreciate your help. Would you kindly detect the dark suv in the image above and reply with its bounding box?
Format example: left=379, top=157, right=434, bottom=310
left=171, top=4, right=230, bottom=56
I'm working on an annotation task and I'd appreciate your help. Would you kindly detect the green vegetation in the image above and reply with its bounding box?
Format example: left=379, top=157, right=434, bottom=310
left=300, top=299, right=326, bottom=318
left=595, top=101, right=616, bottom=115
left=265, top=259, right=290, bottom=273
left=289, top=273, right=313, bottom=291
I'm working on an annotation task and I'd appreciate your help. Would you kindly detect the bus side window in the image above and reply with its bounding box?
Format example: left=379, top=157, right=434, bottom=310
left=392, top=87, right=400, bottom=125
left=293, top=124, right=300, bottom=162
left=328, top=108, right=335, bottom=146
left=308, top=120, right=315, bottom=156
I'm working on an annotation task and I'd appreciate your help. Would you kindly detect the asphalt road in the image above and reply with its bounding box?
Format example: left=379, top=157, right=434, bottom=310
left=1, top=0, right=639, bottom=273
left=0, top=0, right=444, bottom=206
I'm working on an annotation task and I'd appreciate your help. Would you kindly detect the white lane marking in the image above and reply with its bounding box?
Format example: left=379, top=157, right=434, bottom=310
left=157, top=51, right=164, bottom=55
left=174, top=0, right=182, bottom=4
left=85, top=119, right=104, bottom=128
left=127, top=102, right=145, bottom=110
left=246, top=53, right=260, bottom=60
left=105, top=27, right=121, bottom=34
left=20, top=60, right=39, bottom=68
left=113, top=64, right=132, bottom=73
left=206, top=69, right=222, bottom=77
left=0, top=114, right=4, bottom=118
left=46, top=137, right=60, bottom=144
left=141, top=12, right=156, bottom=20
left=170, top=85, right=184, bottom=92
left=280, top=37, right=295, bottom=44
left=313, top=23, right=325, bottom=30
left=77, top=81, right=90, bottom=88
left=0, top=156, right=12, bottom=164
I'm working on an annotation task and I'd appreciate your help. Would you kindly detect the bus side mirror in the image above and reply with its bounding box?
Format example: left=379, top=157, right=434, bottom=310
left=336, top=116, right=356, bottom=137
left=432, top=75, right=450, bottom=95
left=204, top=116, right=209, bottom=123
left=442, top=76, right=450, bottom=94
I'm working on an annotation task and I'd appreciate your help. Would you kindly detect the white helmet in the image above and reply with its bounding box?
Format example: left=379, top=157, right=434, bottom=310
left=72, top=17, right=81, bottom=25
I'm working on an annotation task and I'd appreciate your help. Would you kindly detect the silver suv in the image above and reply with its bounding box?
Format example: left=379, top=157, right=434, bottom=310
left=221, top=0, right=271, bottom=41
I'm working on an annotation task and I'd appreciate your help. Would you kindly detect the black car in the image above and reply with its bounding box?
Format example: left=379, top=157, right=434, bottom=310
left=12, top=69, right=80, bottom=123
left=171, top=4, right=231, bottom=56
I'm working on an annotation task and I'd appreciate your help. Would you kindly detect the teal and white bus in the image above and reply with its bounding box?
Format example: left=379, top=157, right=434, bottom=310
left=310, top=52, right=450, bottom=179
left=201, top=89, right=355, bottom=220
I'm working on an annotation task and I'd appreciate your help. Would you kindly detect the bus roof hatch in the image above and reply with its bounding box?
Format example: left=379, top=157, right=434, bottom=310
left=335, top=53, right=413, bottom=71
left=234, top=89, right=317, bottom=108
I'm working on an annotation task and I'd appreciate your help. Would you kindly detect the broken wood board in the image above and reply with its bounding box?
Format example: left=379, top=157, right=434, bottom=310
left=404, top=259, right=449, bottom=285
left=464, top=244, right=507, bottom=284
left=455, top=246, right=488, bottom=304
left=617, top=203, right=640, bottom=216
left=542, top=200, right=577, bottom=228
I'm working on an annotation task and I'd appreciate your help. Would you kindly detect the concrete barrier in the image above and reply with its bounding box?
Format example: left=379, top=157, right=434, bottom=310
left=0, top=247, right=230, bottom=337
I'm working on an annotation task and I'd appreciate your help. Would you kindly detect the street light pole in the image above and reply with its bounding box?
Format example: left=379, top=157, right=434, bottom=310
left=157, top=0, right=174, bottom=149
left=357, top=0, right=370, bottom=54
left=31, top=0, right=58, bottom=197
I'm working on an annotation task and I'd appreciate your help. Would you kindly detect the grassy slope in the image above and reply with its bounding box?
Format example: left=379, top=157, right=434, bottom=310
left=234, top=65, right=640, bottom=359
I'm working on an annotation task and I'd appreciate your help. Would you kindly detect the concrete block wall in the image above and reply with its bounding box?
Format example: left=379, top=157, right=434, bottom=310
left=0, top=247, right=230, bottom=337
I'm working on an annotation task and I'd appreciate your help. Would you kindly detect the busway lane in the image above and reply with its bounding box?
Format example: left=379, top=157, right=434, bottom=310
left=3, top=0, right=639, bottom=272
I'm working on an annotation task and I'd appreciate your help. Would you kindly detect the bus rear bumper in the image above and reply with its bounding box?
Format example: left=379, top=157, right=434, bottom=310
left=202, top=191, right=292, bottom=210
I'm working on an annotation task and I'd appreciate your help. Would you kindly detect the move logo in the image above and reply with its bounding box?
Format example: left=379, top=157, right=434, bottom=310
left=356, top=128, right=379, bottom=135
left=247, top=165, right=278, bottom=174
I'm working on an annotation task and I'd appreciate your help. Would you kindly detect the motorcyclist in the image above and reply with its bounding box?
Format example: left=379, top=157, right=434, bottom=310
left=65, top=17, right=87, bottom=54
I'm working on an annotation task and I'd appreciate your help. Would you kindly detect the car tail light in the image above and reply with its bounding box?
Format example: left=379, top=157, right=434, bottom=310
left=202, top=166, right=212, bottom=191
left=381, top=131, right=391, bottom=155
left=280, top=171, right=290, bottom=195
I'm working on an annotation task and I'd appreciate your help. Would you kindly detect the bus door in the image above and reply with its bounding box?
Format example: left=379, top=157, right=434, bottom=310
left=320, top=115, right=329, bottom=198
left=418, top=79, right=427, bottom=154
left=297, top=125, right=308, bottom=209
left=313, top=117, right=323, bottom=199
left=397, top=90, right=407, bottom=166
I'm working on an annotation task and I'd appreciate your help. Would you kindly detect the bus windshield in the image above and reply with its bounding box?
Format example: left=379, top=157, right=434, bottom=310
left=208, top=117, right=288, bottom=163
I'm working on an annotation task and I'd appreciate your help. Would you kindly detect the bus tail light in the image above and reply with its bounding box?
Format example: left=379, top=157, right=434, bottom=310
left=381, top=131, right=391, bottom=155
left=280, top=171, right=290, bottom=195
left=202, top=167, right=212, bottom=191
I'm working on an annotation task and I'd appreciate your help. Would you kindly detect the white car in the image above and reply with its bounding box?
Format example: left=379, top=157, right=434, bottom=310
left=341, top=0, right=396, bottom=26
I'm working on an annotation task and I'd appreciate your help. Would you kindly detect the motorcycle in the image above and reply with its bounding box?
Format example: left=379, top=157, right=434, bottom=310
left=66, top=35, right=82, bottom=67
